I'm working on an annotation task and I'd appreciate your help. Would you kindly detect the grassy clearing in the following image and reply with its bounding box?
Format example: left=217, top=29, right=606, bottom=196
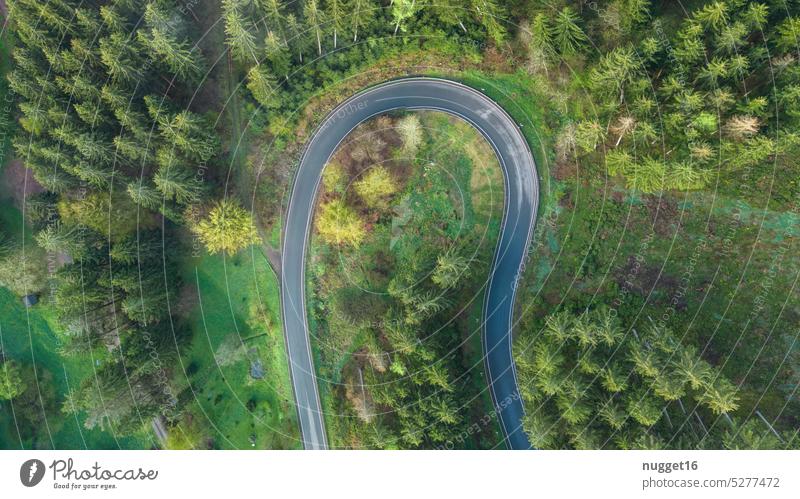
left=176, top=247, right=300, bottom=449
left=0, top=287, right=146, bottom=449
left=153, top=0, right=299, bottom=449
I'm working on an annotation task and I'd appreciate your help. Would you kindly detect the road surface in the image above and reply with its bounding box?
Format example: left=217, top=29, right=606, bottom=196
left=281, top=78, right=539, bottom=450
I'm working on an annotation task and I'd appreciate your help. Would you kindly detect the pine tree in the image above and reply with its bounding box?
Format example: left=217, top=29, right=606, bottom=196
left=127, top=181, right=164, bottom=212
left=223, top=0, right=260, bottom=64
left=158, top=110, right=219, bottom=162
left=35, top=223, right=88, bottom=258
left=590, top=46, right=641, bottom=102
left=98, top=33, right=143, bottom=82
left=122, top=291, right=168, bottom=324
left=326, top=0, right=344, bottom=48
left=695, top=1, right=728, bottom=32
left=154, top=163, right=203, bottom=205
left=522, top=413, right=557, bottom=448
left=259, top=0, right=286, bottom=40
left=698, top=379, right=740, bottom=416
left=626, top=392, right=661, bottom=426
left=526, top=14, right=554, bottom=72
left=304, top=0, right=325, bottom=56
left=264, top=31, right=291, bottom=80
left=429, top=0, right=467, bottom=32
left=469, top=0, right=506, bottom=45
left=285, top=14, right=306, bottom=63
left=194, top=199, right=261, bottom=254
left=552, top=6, right=588, bottom=56
left=0, top=361, right=24, bottom=400
left=247, top=65, right=278, bottom=108
left=141, top=2, right=204, bottom=80
left=431, top=250, right=470, bottom=289
left=391, top=0, right=419, bottom=35
left=349, top=0, right=376, bottom=42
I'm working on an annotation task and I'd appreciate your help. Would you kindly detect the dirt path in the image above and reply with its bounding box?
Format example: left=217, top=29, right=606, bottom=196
left=225, top=50, right=248, bottom=177
left=151, top=416, right=168, bottom=447
left=0, top=0, right=9, bottom=32
left=256, top=224, right=281, bottom=277
left=1, top=159, right=43, bottom=208
left=263, top=244, right=281, bottom=277
left=201, top=0, right=273, bottom=276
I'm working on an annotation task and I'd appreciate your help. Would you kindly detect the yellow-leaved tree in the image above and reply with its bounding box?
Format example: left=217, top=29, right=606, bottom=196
left=317, top=199, right=365, bottom=247
left=195, top=199, right=260, bottom=254
left=397, top=114, right=423, bottom=154
left=323, top=161, right=347, bottom=194
left=355, top=166, right=397, bottom=208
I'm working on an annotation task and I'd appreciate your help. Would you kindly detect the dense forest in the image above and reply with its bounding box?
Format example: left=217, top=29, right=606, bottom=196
left=0, top=0, right=258, bottom=446
left=517, top=308, right=795, bottom=448
left=508, top=0, right=800, bottom=449
left=0, top=0, right=798, bottom=449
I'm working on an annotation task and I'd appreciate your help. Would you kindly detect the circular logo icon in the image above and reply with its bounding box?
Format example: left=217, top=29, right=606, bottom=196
left=20, top=459, right=45, bottom=487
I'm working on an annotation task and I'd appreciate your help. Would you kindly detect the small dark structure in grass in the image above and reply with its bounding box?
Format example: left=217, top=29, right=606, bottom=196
left=250, top=359, right=265, bottom=380
left=22, top=294, right=38, bottom=307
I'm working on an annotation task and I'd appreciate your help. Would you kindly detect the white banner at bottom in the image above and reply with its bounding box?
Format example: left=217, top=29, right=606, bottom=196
left=1, top=450, right=798, bottom=498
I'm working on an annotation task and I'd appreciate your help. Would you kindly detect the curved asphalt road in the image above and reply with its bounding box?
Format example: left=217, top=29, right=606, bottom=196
left=281, top=78, right=538, bottom=450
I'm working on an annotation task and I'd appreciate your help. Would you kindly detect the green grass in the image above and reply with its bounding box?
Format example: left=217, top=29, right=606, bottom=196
left=177, top=247, right=300, bottom=449
left=0, top=287, right=146, bottom=449
left=269, top=218, right=281, bottom=248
